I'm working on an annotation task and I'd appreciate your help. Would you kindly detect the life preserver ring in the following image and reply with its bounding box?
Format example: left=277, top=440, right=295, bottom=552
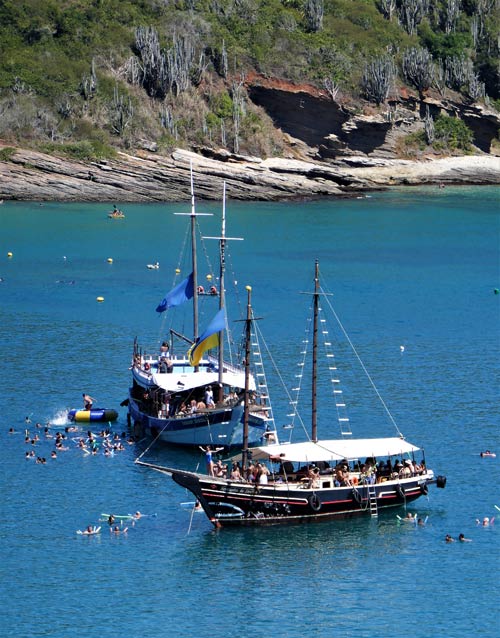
left=144, top=362, right=150, bottom=371
left=351, top=488, right=362, bottom=504
left=420, top=483, right=428, bottom=495
left=309, top=493, right=321, bottom=512
left=197, top=286, right=204, bottom=294
left=209, top=286, right=217, bottom=295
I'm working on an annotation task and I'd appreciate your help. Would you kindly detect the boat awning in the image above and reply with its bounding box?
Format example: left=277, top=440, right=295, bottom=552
left=133, top=367, right=256, bottom=393
left=243, top=437, right=421, bottom=464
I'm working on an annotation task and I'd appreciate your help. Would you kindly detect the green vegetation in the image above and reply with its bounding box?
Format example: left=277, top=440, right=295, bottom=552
left=434, top=115, right=474, bottom=152
left=0, top=146, right=16, bottom=161
left=0, top=0, right=498, bottom=158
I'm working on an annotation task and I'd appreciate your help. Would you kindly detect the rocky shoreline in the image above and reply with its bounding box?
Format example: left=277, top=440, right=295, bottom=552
left=0, top=145, right=499, bottom=202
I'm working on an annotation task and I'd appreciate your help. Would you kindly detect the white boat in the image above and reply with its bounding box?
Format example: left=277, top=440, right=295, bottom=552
left=137, top=261, right=447, bottom=527
left=127, top=178, right=277, bottom=449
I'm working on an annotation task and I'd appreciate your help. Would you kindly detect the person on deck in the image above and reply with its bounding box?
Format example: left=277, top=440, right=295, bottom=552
left=199, top=445, right=224, bottom=476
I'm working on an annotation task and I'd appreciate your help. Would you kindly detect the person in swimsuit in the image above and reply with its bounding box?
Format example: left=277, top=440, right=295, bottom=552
left=83, top=393, right=94, bottom=410
left=199, top=445, right=224, bottom=476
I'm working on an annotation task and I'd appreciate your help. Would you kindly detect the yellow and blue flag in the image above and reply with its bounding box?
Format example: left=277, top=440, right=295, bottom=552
left=188, top=307, right=226, bottom=366
left=156, top=272, right=194, bottom=313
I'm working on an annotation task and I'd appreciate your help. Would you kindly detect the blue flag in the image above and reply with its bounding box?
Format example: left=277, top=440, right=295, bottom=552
left=156, top=272, right=194, bottom=313
left=188, top=307, right=226, bottom=366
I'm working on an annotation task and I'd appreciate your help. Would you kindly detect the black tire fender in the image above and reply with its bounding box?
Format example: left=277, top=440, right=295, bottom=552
left=351, top=488, right=362, bottom=504
left=309, top=493, right=321, bottom=512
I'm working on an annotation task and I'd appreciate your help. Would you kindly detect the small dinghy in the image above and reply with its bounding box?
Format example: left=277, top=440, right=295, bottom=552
left=68, top=408, right=118, bottom=423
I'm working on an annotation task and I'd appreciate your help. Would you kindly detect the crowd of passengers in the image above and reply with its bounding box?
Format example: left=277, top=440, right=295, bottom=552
left=210, top=456, right=426, bottom=485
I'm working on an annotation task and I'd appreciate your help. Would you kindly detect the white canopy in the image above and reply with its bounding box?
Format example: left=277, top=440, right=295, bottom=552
left=133, top=366, right=256, bottom=393
left=245, top=437, right=421, bottom=464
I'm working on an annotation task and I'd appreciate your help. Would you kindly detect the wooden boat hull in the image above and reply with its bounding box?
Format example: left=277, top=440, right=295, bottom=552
left=68, top=408, right=118, bottom=423
left=137, top=461, right=443, bottom=527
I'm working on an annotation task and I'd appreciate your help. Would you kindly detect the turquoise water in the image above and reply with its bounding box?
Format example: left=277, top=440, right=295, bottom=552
left=0, top=187, right=498, bottom=637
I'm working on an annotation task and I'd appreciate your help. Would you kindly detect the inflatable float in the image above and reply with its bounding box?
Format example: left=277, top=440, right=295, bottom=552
left=77, top=526, right=101, bottom=535
left=68, top=408, right=118, bottom=423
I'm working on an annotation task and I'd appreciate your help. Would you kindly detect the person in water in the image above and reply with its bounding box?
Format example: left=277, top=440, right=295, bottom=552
left=112, top=525, right=127, bottom=534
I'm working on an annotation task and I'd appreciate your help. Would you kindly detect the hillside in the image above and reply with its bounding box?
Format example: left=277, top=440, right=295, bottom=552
left=0, top=0, right=499, bottom=199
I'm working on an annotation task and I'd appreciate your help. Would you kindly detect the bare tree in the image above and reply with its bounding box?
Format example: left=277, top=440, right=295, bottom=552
left=323, top=77, right=341, bottom=101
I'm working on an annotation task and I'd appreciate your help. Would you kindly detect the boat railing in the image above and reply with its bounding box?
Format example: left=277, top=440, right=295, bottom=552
left=136, top=351, right=246, bottom=375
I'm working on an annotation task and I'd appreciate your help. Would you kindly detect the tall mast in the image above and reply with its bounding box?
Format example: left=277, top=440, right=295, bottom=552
left=241, top=285, right=252, bottom=472
left=175, top=164, right=211, bottom=350
left=204, top=182, right=242, bottom=402
left=312, top=260, right=319, bottom=443
left=217, top=185, right=227, bottom=403
left=190, top=168, right=199, bottom=345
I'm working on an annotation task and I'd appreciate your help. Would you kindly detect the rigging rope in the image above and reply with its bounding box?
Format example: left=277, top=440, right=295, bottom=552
left=319, top=279, right=404, bottom=439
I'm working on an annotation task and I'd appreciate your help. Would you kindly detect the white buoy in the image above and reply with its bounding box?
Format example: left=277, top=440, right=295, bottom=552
left=107, top=258, right=113, bottom=264
left=7, top=252, right=13, bottom=258
left=96, top=296, right=105, bottom=302
left=400, top=345, right=405, bottom=353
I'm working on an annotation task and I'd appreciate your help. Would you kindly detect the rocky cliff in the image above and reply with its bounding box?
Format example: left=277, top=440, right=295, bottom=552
left=1, top=76, right=499, bottom=202
left=1, top=144, right=499, bottom=203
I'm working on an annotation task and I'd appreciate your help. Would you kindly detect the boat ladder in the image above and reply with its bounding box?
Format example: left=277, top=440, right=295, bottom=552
left=368, top=484, right=378, bottom=518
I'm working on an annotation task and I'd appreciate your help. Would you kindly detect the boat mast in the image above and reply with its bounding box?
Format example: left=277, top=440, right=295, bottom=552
left=204, top=182, right=243, bottom=403
left=217, top=185, right=227, bottom=404
left=190, top=168, right=199, bottom=346
left=312, top=260, right=319, bottom=443
left=241, top=285, right=252, bottom=472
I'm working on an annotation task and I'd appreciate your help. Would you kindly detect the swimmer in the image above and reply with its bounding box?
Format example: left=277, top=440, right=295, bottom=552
left=445, top=534, right=454, bottom=543
left=458, top=534, right=471, bottom=542
left=476, top=517, right=495, bottom=526
left=112, top=525, right=128, bottom=534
